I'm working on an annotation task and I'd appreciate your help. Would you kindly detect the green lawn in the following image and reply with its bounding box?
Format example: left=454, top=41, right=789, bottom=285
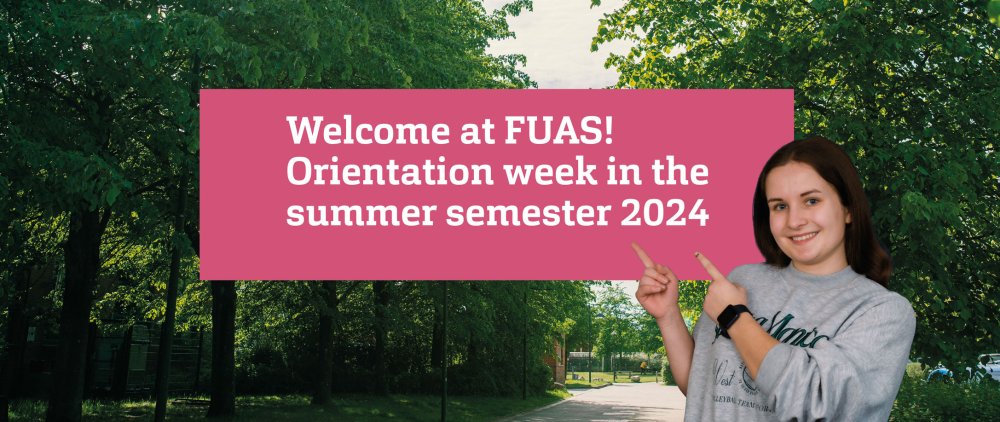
left=9, top=391, right=570, bottom=421
left=565, top=379, right=611, bottom=389
left=566, top=371, right=662, bottom=387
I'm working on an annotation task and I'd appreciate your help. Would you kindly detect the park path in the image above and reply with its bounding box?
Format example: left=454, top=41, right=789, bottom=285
left=503, top=383, right=686, bottom=422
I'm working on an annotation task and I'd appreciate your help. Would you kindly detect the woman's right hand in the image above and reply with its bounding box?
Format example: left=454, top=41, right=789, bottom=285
left=632, top=242, right=682, bottom=322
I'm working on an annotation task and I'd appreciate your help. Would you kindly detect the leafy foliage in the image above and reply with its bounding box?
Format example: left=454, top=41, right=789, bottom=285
left=1, top=1, right=544, bottom=417
left=594, top=0, right=1000, bottom=376
left=891, top=369, right=1000, bottom=421
left=230, top=280, right=592, bottom=396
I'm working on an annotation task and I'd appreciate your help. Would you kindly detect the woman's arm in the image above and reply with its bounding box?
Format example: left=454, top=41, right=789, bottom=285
left=632, top=243, right=695, bottom=394
left=746, top=296, right=916, bottom=421
left=654, top=308, right=695, bottom=395
left=727, top=314, right=779, bottom=379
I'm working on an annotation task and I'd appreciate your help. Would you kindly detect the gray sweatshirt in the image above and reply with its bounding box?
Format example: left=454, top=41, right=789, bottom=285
left=683, top=263, right=916, bottom=422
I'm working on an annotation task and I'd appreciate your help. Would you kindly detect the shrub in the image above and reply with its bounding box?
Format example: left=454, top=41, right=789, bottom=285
left=660, top=360, right=675, bottom=386
left=891, top=372, right=1000, bottom=421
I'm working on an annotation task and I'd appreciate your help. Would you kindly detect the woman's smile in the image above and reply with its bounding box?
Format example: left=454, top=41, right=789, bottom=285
left=789, top=231, right=818, bottom=244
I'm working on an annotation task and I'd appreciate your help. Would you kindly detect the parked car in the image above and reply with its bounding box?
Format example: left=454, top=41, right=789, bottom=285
left=926, top=365, right=953, bottom=382
left=978, top=353, right=1000, bottom=382
left=926, top=354, right=1000, bottom=383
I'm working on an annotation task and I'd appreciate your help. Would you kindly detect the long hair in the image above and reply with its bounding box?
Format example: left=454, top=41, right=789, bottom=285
left=752, top=136, right=892, bottom=287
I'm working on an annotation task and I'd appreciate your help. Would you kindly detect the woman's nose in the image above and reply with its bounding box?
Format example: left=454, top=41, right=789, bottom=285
left=787, top=205, right=807, bottom=228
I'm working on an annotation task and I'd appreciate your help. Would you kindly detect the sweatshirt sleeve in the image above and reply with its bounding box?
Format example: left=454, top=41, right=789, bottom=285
left=754, top=294, right=916, bottom=421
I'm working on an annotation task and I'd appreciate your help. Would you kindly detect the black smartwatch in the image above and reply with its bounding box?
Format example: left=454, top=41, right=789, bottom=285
left=717, top=304, right=752, bottom=339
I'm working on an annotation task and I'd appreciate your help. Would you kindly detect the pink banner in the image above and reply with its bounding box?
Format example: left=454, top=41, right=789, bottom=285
left=200, top=89, right=792, bottom=280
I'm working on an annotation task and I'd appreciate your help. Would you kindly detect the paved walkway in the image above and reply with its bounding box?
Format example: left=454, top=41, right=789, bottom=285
left=504, top=383, right=686, bottom=421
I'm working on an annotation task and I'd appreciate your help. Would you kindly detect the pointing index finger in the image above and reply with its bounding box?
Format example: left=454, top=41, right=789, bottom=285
left=694, top=251, right=726, bottom=282
left=631, top=242, right=656, bottom=268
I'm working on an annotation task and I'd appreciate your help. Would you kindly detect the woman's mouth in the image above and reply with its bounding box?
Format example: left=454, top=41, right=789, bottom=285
left=790, top=232, right=818, bottom=244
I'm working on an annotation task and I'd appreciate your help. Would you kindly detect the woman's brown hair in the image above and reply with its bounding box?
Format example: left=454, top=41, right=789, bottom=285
left=752, top=136, right=892, bottom=287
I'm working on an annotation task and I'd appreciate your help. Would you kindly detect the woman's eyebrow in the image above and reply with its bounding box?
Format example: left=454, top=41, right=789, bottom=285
left=767, top=189, right=822, bottom=203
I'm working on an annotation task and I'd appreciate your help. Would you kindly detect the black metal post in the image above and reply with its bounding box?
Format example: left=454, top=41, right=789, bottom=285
left=441, top=283, right=448, bottom=422
left=612, top=330, right=617, bottom=383
left=522, top=288, right=527, bottom=400
left=193, top=327, right=203, bottom=392
left=587, top=305, right=592, bottom=385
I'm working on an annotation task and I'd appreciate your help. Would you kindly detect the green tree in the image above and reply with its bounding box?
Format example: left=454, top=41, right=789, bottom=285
left=3, top=2, right=200, bottom=419
left=594, top=285, right=645, bottom=373
left=4, top=1, right=540, bottom=420
left=593, top=0, right=1000, bottom=376
left=677, top=280, right=710, bottom=329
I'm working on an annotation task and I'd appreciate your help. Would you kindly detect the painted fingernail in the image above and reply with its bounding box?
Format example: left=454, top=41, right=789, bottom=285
left=694, top=252, right=700, bottom=257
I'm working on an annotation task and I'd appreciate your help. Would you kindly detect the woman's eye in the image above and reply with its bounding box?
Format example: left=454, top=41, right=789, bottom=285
left=806, top=198, right=819, bottom=205
left=772, top=204, right=786, bottom=211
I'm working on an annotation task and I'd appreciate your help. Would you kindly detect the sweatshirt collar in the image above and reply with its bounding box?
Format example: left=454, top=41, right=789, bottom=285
left=780, top=263, right=862, bottom=290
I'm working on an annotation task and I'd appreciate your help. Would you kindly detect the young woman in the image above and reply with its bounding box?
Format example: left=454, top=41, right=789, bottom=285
left=633, top=136, right=915, bottom=421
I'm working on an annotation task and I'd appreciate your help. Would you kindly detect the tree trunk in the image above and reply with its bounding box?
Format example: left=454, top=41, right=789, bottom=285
left=46, top=209, right=103, bottom=422
left=82, top=323, right=98, bottom=397
left=330, top=308, right=348, bottom=394
left=110, top=326, right=133, bottom=400
left=152, top=234, right=182, bottom=422
left=1, top=265, right=31, bottom=422
left=430, top=282, right=444, bottom=374
left=312, top=282, right=337, bottom=405
left=372, top=281, right=389, bottom=396
left=206, top=281, right=236, bottom=418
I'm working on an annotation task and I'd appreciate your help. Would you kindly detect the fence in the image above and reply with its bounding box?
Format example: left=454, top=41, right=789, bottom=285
left=567, top=352, right=661, bottom=372
left=14, top=321, right=205, bottom=399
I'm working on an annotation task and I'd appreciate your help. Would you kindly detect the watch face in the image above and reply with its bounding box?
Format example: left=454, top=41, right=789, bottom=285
left=723, top=305, right=750, bottom=327
left=719, top=305, right=751, bottom=339
left=720, top=305, right=737, bottom=327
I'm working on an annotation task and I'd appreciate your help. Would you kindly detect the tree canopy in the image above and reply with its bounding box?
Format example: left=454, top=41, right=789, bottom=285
left=1, top=1, right=542, bottom=420
left=593, top=0, right=1000, bottom=375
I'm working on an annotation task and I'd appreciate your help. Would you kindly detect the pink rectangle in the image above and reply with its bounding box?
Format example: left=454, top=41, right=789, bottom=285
left=200, top=89, right=792, bottom=280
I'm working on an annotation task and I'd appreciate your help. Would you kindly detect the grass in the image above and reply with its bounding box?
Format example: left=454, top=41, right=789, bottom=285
left=565, top=371, right=661, bottom=388
left=17, top=364, right=996, bottom=421
left=565, top=379, right=611, bottom=389
left=9, top=390, right=570, bottom=421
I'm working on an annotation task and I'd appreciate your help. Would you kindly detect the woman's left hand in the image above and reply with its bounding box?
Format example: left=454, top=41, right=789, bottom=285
left=695, top=252, right=748, bottom=324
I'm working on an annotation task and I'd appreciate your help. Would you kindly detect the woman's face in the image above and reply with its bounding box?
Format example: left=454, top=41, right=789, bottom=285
left=765, top=161, right=851, bottom=275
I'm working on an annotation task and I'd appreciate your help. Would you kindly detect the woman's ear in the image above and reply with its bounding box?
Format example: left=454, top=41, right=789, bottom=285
left=845, top=208, right=852, bottom=224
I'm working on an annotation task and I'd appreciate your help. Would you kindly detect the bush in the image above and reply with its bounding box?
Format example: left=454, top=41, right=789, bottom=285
left=447, top=360, right=551, bottom=396
left=235, top=344, right=303, bottom=394
left=891, top=373, right=1000, bottom=421
left=660, top=360, right=675, bottom=386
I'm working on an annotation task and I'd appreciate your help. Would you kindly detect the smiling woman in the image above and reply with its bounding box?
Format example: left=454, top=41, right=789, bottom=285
left=751, top=138, right=892, bottom=287
left=632, top=136, right=915, bottom=422
left=763, top=162, right=851, bottom=277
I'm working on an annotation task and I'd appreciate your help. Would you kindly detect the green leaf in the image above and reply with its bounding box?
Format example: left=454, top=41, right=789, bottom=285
left=106, top=184, right=120, bottom=206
